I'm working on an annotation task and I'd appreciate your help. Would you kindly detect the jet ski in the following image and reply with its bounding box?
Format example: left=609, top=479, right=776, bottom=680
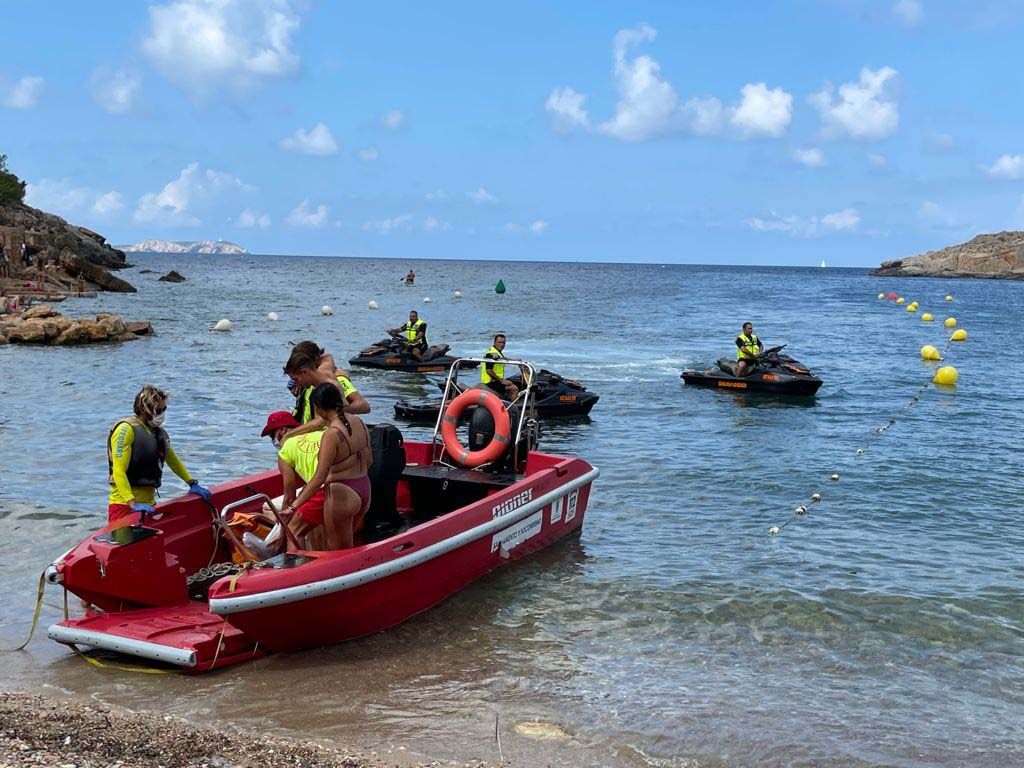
left=681, top=345, right=822, bottom=396
left=349, top=331, right=477, bottom=373
left=394, top=369, right=599, bottom=422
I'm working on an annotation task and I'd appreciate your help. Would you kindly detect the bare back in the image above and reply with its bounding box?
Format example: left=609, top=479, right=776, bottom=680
left=325, top=416, right=371, bottom=481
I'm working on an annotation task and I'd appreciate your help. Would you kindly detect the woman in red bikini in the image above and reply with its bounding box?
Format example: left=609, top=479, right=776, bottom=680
left=286, top=383, right=372, bottom=549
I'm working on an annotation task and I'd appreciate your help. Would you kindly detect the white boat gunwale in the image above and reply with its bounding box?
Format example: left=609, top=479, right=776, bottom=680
left=47, top=624, right=198, bottom=667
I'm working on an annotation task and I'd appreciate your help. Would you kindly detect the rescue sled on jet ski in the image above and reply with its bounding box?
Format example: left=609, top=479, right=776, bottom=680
left=395, top=369, right=599, bottom=422
left=46, top=358, right=597, bottom=671
left=348, top=331, right=476, bottom=373
left=681, top=345, right=823, bottom=396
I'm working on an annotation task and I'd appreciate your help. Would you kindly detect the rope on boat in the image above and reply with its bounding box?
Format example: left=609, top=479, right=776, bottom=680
left=186, top=561, right=243, bottom=586
left=0, top=567, right=48, bottom=652
left=768, top=304, right=963, bottom=537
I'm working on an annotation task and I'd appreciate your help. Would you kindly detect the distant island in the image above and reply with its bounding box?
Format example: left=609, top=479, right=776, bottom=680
left=118, top=239, right=248, bottom=255
left=873, top=231, right=1024, bottom=280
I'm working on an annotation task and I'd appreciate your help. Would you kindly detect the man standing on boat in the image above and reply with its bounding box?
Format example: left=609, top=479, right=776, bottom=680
left=107, top=385, right=211, bottom=523
left=735, top=322, right=764, bottom=377
left=481, top=333, right=519, bottom=400
left=389, top=310, right=428, bottom=361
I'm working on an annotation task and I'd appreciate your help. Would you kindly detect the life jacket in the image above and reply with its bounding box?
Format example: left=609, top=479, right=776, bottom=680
left=481, top=345, right=506, bottom=384
left=401, top=319, right=426, bottom=344
left=736, top=333, right=760, bottom=360
left=293, top=376, right=358, bottom=423
left=107, top=417, right=168, bottom=488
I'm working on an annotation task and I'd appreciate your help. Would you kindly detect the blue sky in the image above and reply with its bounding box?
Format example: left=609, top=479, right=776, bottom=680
left=3, top=0, right=1024, bottom=266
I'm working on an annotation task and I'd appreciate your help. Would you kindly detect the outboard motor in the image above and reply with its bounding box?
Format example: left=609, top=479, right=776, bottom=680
left=364, top=423, right=406, bottom=538
left=468, top=402, right=539, bottom=472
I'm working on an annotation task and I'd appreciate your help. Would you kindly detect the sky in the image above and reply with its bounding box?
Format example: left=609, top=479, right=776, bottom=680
left=2, top=0, right=1024, bottom=266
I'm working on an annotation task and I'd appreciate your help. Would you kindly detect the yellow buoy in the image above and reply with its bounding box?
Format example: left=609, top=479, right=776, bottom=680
left=921, top=312, right=934, bottom=322
left=896, top=297, right=906, bottom=305
left=944, top=317, right=956, bottom=328
left=945, top=295, right=953, bottom=301
left=950, top=328, right=967, bottom=341
left=877, top=293, right=885, bottom=300
left=906, top=304, right=917, bottom=312
left=933, top=366, right=958, bottom=385
left=920, top=344, right=941, bottom=360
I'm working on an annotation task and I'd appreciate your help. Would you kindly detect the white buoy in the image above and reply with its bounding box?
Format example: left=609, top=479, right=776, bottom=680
left=267, top=312, right=278, bottom=321
left=368, top=300, right=379, bottom=310
left=321, top=306, right=333, bottom=316
left=769, top=526, right=780, bottom=535
left=212, top=319, right=232, bottom=332
left=795, top=505, right=808, bottom=516
left=810, top=493, right=821, bottom=503
left=830, top=474, right=840, bottom=481
left=453, top=290, right=463, bottom=299
left=423, top=296, right=431, bottom=303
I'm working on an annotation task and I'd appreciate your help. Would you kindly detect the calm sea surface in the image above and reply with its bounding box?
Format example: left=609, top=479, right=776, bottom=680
left=1, top=255, right=1021, bottom=767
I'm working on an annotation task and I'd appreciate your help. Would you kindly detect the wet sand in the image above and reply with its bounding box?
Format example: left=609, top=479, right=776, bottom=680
left=0, top=692, right=494, bottom=768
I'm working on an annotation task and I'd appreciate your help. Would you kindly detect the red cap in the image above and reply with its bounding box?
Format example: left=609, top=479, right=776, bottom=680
left=261, top=411, right=299, bottom=437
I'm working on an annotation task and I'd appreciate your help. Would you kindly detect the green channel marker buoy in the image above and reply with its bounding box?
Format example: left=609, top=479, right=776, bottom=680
left=495, top=279, right=506, bottom=294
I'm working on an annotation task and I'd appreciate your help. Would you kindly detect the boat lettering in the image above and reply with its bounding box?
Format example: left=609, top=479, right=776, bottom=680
left=565, top=490, right=579, bottom=523
left=761, top=374, right=779, bottom=381
left=385, top=358, right=402, bottom=364
left=549, top=496, right=564, bottom=524
left=417, top=366, right=445, bottom=372
left=491, top=511, right=543, bottom=553
left=492, top=488, right=533, bottom=519
left=559, top=395, right=577, bottom=402
left=718, top=381, right=747, bottom=389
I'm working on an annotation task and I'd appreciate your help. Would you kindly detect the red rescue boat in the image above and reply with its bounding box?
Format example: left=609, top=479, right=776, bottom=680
left=46, top=359, right=598, bottom=671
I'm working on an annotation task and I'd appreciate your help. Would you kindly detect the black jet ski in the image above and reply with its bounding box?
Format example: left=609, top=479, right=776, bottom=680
left=681, top=345, right=822, bottom=396
left=394, top=369, right=599, bottom=422
left=349, top=331, right=478, bottom=373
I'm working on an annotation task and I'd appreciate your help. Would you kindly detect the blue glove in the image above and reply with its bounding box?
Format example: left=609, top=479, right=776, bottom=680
left=188, top=482, right=212, bottom=503
left=134, top=503, right=155, bottom=516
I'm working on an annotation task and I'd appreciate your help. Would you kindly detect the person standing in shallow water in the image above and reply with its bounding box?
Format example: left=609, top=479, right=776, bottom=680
left=107, top=385, right=212, bottom=523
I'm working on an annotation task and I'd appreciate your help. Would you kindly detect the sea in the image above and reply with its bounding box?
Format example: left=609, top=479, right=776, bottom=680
left=1, top=254, right=1021, bottom=768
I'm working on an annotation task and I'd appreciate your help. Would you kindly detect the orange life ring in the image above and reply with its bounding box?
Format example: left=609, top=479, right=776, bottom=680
left=441, top=389, right=511, bottom=467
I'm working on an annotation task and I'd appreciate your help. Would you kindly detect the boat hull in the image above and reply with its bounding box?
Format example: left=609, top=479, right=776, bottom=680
left=681, top=370, right=823, bottom=396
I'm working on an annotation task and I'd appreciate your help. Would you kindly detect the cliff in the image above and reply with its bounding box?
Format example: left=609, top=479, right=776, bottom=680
left=120, top=239, right=248, bottom=254
left=0, top=201, right=135, bottom=292
left=873, top=231, right=1024, bottom=280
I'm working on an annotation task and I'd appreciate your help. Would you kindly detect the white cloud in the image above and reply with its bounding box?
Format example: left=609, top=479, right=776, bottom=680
left=380, top=109, right=404, bottom=130
left=424, top=189, right=448, bottom=202
left=985, top=154, right=1024, bottom=180
left=746, top=208, right=860, bottom=237
left=869, top=153, right=888, bottom=169
left=25, top=179, right=123, bottom=219
left=357, top=147, right=379, bottom=162
left=363, top=214, right=413, bottom=234
left=502, top=220, right=549, bottom=236
left=793, top=147, right=826, bottom=167
left=502, top=223, right=523, bottom=234
left=286, top=199, right=328, bottom=228
left=468, top=187, right=498, bottom=204
left=141, top=0, right=303, bottom=100
left=134, top=162, right=252, bottom=225
left=554, top=24, right=787, bottom=142
left=529, top=220, right=549, bottom=234
left=2, top=75, right=43, bottom=109
left=917, top=200, right=961, bottom=229
left=89, top=68, right=141, bottom=115
left=423, top=216, right=451, bottom=233
left=925, top=131, right=955, bottom=152
left=237, top=208, right=271, bottom=229
left=545, top=87, right=589, bottom=133
left=810, top=66, right=900, bottom=140
left=893, top=0, right=924, bottom=27
left=730, top=83, right=792, bottom=138
left=279, top=122, right=339, bottom=156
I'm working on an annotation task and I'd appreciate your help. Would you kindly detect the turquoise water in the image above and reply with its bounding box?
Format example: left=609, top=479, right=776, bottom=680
left=1, top=255, right=1021, bottom=767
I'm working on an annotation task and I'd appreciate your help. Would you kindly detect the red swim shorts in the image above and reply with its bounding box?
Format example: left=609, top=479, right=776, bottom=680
left=107, top=504, right=134, bottom=523
left=296, top=488, right=326, bottom=526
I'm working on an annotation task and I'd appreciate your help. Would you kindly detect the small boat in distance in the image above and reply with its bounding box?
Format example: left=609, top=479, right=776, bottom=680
left=819, top=259, right=827, bottom=268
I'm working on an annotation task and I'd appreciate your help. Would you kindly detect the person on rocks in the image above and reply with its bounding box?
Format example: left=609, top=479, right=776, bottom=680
left=481, top=333, right=519, bottom=400
left=285, top=384, right=372, bottom=550
left=388, top=310, right=428, bottom=361
left=107, top=385, right=212, bottom=523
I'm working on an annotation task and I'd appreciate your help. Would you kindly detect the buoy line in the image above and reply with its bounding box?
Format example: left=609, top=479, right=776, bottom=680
left=768, top=294, right=968, bottom=537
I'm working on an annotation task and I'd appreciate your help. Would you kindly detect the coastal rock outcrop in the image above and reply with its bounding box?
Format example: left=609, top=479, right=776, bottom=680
left=158, top=269, right=186, bottom=283
left=1, top=307, right=152, bottom=346
left=873, top=231, right=1024, bottom=279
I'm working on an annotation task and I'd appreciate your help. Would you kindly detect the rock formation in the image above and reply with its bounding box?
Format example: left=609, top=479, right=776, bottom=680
left=0, top=304, right=153, bottom=346
left=873, top=231, right=1024, bottom=279
left=120, top=239, right=247, bottom=255
left=158, top=270, right=186, bottom=282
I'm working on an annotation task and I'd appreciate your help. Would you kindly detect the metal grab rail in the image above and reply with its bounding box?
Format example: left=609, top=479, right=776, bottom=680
left=217, top=492, right=302, bottom=558
left=430, top=358, right=538, bottom=469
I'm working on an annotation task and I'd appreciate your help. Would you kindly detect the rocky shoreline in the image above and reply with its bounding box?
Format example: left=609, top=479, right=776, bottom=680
left=0, top=304, right=153, bottom=346
left=0, top=692, right=487, bottom=768
left=872, top=231, right=1024, bottom=279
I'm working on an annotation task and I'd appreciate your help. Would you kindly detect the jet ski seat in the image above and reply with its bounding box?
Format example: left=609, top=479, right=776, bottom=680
left=422, top=344, right=451, bottom=361
left=716, top=359, right=741, bottom=376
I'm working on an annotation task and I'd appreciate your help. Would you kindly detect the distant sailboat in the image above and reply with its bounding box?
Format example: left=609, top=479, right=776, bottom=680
left=819, top=259, right=827, bottom=268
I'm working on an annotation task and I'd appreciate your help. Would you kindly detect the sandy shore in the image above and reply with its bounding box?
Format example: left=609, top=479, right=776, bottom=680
left=0, top=692, right=494, bottom=768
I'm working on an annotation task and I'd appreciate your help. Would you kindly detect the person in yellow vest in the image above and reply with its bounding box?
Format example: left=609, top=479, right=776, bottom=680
left=389, top=310, right=428, bottom=361
left=107, top=385, right=211, bottom=523
left=481, top=333, right=519, bottom=399
left=735, top=322, right=764, bottom=377
left=288, top=340, right=370, bottom=421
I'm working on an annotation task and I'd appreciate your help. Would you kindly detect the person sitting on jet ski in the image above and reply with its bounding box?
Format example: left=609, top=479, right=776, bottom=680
left=388, top=310, right=428, bottom=361
left=481, top=333, right=519, bottom=399
left=735, top=322, right=764, bottom=377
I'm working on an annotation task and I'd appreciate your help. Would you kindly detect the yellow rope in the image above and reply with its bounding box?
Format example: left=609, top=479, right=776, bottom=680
left=0, top=568, right=47, bottom=652
left=62, top=588, right=173, bottom=675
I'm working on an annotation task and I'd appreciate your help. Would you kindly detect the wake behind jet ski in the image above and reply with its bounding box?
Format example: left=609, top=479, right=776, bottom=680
left=394, top=369, right=599, bottom=422
left=681, top=345, right=823, bottom=396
